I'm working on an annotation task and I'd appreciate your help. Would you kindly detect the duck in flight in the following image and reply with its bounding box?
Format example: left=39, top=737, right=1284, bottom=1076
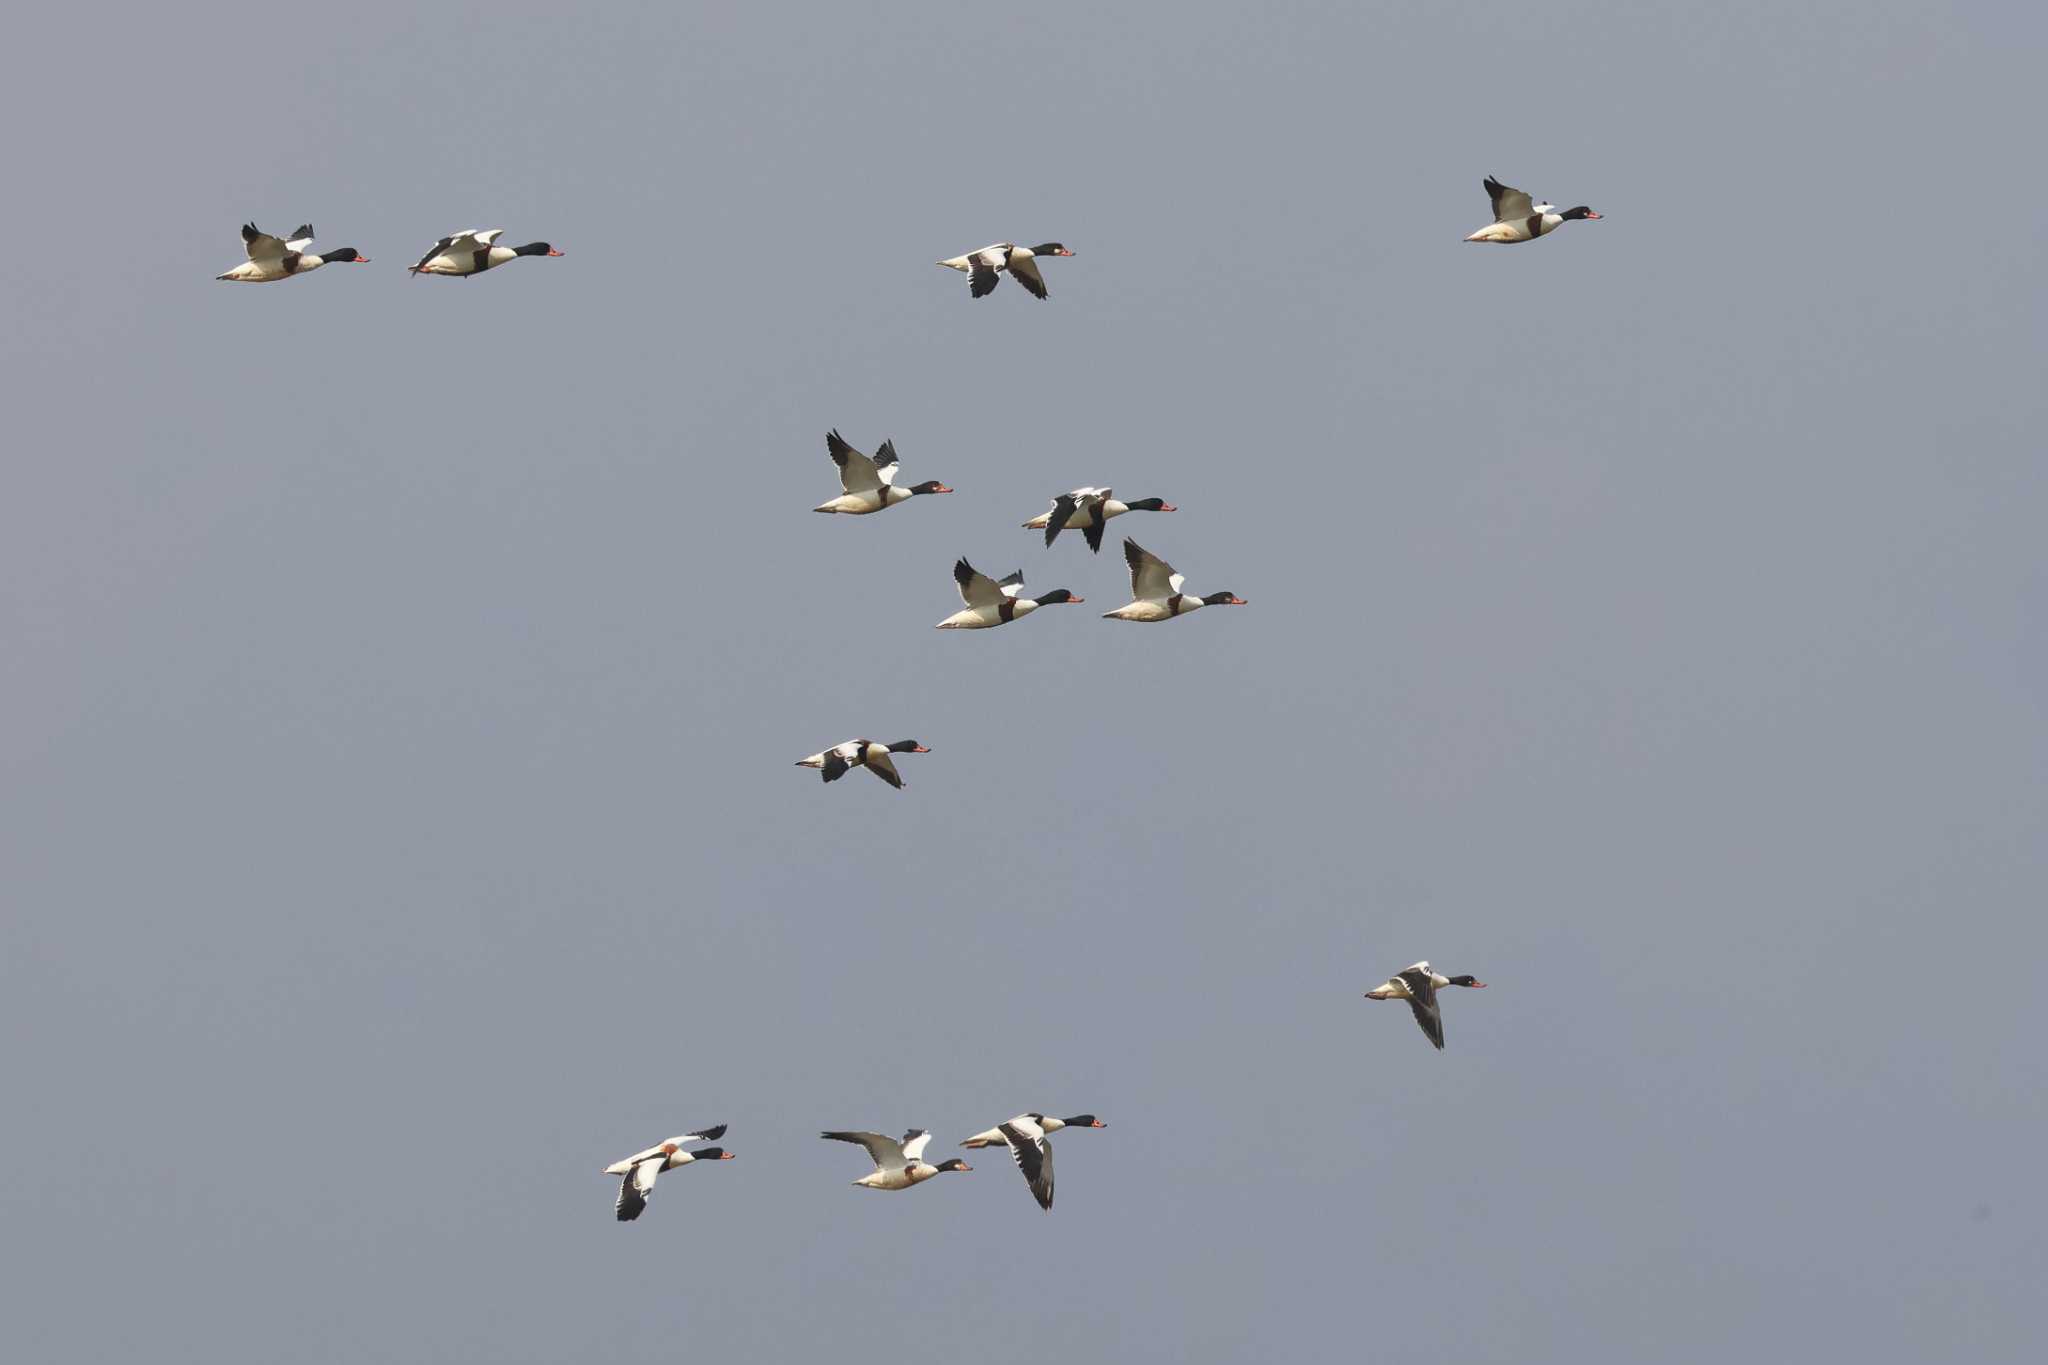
left=813, top=430, right=953, bottom=514
left=409, top=228, right=564, bottom=276
left=936, top=242, right=1075, bottom=299
left=821, top=1130, right=971, bottom=1190
left=1100, top=538, right=1246, bottom=622
left=1024, top=488, right=1175, bottom=552
left=1364, top=962, right=1487, bottom=1051
left=794, top=739, right=930, bottom=789
left=935, top=559, right=1082, bottom=629
left=1464, top=176, right=1601, bottom=244
left=601, top=1125, right=733, bottom=1222
left=959, top=1113, right=1106, bottom=1211
left=216, top=223, right=368, bottom=282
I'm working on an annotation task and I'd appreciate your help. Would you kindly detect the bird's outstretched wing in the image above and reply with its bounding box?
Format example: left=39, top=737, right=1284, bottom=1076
left=821, top=1130, right=907, bottom=1170
left=615, top=1157, right=665, bottom=1220
left=241, top=223, right=289, bottom=261
left=872, top=440, right=901, bottom=486
left=410, top=235, right=456, bottom=274
left=865, top=751, right=904, bottom=789
left=968, top=246, right=1005, bottom=298
left=826, top=430, right=883, bottom=493
left=999, top=1120, right=1055, bottom=1210
left=1044, top=493, right=1080, bottom=547
left=1485, top=176, right=1534, bottom=223
left=1396, top=966, right=1444, bottom=1049
left=1123, top=538, right=1181, bottom=600
left=954, top=558, right=1005, bottom=607
left=1007, top=251, right=1048, bottom=299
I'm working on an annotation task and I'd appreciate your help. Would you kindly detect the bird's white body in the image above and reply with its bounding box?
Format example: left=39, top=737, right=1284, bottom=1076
left=854, top=1165, right=939, bottom=1191
left=814, top=486, right=914, bottom=515
left=960, top=1114, right=1076, bottom=1148
left=936, top=599, right=1045, bottom=630
left=938, top=244, right=1017, bottom=274
left=1464, top=214, right=1565, bottom=244
left=795, top=741, right=864, bottom=770
left=217, top=255, right=329, bottom=283
left=958, top=1113, right=1056, bottom=1146
left=1100, top=599, right=1188, bottom=623
left=1364, top=962, right=1448, bottom=1000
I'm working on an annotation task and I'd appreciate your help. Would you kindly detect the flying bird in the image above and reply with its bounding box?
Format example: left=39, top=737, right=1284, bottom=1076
left=216, top=223, right=368, bottom=282
left=936, top=242, right=1075, bottom=299
left=1024, top=488, right=1175, bottom=552
left=821, top=1130, right=971, bottom=1190
left=795, top=739, right=930, bottom=789
left=601, top=1126, right=733, bottom=1222
left=409, top=228, right=564, bottom=276
left=1364, top=962, right=1487, bottom=1051
left=1464, top=176, right=1601, bottom=244
left=1100, top=538, right=1246, bottom=622
left=960, top=1113, right=1106, bottom=1211
left=935, top=559, right=1082, bottom=629
left=813, top=430, right=953, bottom=514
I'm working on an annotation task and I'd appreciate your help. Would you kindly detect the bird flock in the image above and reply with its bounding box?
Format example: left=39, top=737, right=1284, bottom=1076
left=219, top=174, right=1596, bottom=1222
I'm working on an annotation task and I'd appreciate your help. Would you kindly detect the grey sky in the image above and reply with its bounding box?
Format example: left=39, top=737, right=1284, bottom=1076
left=3, top=1, right=2045, bottom=1361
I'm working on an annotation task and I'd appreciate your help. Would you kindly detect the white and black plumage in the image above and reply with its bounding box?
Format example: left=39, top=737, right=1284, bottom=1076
left=794, top=738, right=930, bottom=789
left=1100, top=538, right=1246, bottom=622
left=1364, top=961, right=1487, bottom=1051
left=216, top=223, right=369, bottom=282
left=601, top=1125, right=732, bottom=1222
left=813, top=430, right=953, bottom=514
left=408, top=228, right=564, bottom=276
left=1023, top=489, right=1176, bottom=552
left=820, top=1129, right=971, bottom=1191
left=934, top=559, right=1082, bottom=629
left=958, top=1113, right=1106, bottom=1211
left=1464, top=176, right=1602, bottom=244
left=935, top=242, right=1074, bottom=299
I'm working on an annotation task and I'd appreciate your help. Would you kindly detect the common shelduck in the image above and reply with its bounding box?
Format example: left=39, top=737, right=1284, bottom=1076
left=1024, top=489, right=1175, bottom=552
left=820, top=1130, right=971, bottom=1190
left=409, top=229, right=563, bottom=277
left=794, top=739, right=930, bottom=789
left=1101, top=538, right=1246, bottom=622
left=1464, top=177, right=1601, bottom=244
left=814, top=430, right=952, bottom=514
left=936, top=242, right=1074, bottom=299
left=935, top=559, right=1081, bottom=629
left=959, top=1113, right=1105, bottom=1211
left=601, top=1125, right=733, bottom=1222
left=216, top=223, right=368, bottom=282
left=1364, top=961, right=1487, bottom=1051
